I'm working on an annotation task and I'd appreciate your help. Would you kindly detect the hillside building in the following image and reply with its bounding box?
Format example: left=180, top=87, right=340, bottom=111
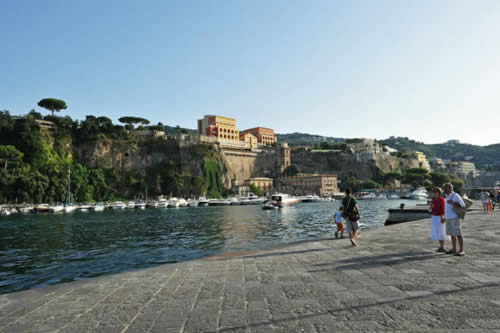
left=280, top=173, right=338, bottom=196
left=197, top=115, right=240, bottom=147
left=240, top=127, right=276, bottom=146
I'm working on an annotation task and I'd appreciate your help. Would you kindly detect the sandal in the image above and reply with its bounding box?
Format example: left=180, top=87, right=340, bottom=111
left=455, top=251, right=465, bottom=256
left=436, top=247, right=446, bottom=253
left=445, top=249, right=456, bottom=254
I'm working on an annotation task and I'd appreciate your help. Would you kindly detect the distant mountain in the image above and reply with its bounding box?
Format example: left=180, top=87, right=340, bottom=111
left=276, top=132, right=344, bottom=146
left=277, top=133, right=500, bottom=170
left=380, top=137, right=500, bottom=170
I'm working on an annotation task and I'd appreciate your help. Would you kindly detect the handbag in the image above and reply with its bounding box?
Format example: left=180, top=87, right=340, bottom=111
left=451, top=193, right=473, bottom=220
left=344, top=197, right=360, bottom=221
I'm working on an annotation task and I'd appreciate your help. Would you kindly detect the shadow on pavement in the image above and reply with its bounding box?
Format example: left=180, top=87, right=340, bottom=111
left=219, top=281, right=500, bottom=332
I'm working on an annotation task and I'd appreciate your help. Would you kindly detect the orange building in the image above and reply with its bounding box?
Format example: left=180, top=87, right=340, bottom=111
left=197, top=115, right=240, bottom=146
left=240, top=127, right=276, bottom=146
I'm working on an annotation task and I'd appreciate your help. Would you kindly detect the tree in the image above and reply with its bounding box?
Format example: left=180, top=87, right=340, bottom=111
left=38, top=98, right=68, bottom=117
left=118, top=117, right=150, bottom=130
left=249, top=183, right=264, bottom=197
left=282, top=164, right=299, bottom=177
left=0, top=145, right=23, bottom=172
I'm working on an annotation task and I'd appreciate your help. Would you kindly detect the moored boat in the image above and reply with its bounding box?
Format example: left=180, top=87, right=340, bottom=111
left=49, top=204, right=65, bottom=213
left=113, top=201, right=126, bottom=209
left=35, top=204, right=50, bottom=213
left=197, top=197, right=209, bottom=207
left=126, top=201, right=135, bottom=209
left=135, top=201, right=146, bottom=209
left=92, top=203, right=105, bottom=212
left=177, top=198, right=188, bottom=207
left=269, top=193, right=300, bottom=207
left=167, top=198, right=179, bottom=208
left=158, top=199, right=168, bottom=208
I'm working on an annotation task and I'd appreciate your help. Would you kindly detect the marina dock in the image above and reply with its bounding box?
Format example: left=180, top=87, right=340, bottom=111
left=1, top=208, right=499, bottom=332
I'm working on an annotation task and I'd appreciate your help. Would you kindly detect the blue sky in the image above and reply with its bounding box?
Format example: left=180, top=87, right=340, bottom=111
left=1, top=0, right=499, bottom=145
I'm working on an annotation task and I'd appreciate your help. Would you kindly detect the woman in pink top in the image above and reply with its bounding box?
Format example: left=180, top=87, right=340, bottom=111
left=430, top=187, right=449, bottom=252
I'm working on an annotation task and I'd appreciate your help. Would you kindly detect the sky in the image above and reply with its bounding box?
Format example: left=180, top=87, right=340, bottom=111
left=1, top=0, right=499, bottom=146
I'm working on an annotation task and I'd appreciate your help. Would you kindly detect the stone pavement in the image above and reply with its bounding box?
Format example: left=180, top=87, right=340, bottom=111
left=1, top=208, right=499, bottom=332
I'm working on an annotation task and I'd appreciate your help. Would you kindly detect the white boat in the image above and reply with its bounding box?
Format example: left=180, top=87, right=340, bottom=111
left=197, top=197, right=209, bottom=207
left=158, top=199, right=168, bottom=208
left=20, top=206, right=34, bottom=213
left=187, top=199, right=197, bottom=207
left=92, top=203, right=105, bottom=212
left=262, top=202, right=279, bottom=210
left=78, top=204, right=92, bottom=211
left=358, top=192, right=377, bottom=200
left=147, top=201, right=159, bottom=208
left=269, top=193, right=300, bottom=207
left=388, top=194, right=400, bottom=200
left=177, top=198, right=188, bottom=207
left=135, top=201, right=146, bottom=209
left=113, top=201, right=126, bottom=209
left=229, top=197, right=241, bottom=205
left=376, top=194, right=388, bottom=200
left=49, top=204, right=65, bottom=213
left=300, top=194, right=321, bottom=203
left=35, top=204, right=50, bottom=213
left=126, top=201, right=135, bottom=209
left=0, top=209, right=11, bottom=216
left=168, top=198, right=179, bottom=208
left=64, top=205, right=77, bottom=213
left=410, top=188, right=429, bottom=200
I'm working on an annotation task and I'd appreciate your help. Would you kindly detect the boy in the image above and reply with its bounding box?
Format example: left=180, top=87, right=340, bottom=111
left=335, top=206, right=345, bottom=239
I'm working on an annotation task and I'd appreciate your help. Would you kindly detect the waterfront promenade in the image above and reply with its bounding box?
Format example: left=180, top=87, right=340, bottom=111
left=1, top=208, right=499, bottom=332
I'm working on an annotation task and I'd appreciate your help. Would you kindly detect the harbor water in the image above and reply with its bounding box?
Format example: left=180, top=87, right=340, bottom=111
left=0, top=200, right=415, bottom=294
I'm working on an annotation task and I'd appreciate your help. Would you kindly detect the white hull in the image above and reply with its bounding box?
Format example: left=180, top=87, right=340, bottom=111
left=92, top=205, right=105, bottom=212
left=49, top=206, right=65, bottom=213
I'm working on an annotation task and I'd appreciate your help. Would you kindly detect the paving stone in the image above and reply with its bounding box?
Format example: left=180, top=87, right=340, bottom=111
left=0, top=208, right=499, bottom=332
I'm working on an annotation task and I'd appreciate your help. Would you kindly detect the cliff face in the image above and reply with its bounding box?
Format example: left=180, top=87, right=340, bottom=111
left=291, top=150, right=421, bottom=179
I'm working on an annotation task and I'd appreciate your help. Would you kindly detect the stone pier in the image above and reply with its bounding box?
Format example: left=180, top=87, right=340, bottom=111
left=1, top=208, right=499, bottom=332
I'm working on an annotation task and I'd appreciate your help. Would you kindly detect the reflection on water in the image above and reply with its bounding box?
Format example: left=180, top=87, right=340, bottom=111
left=0, top=200, right=413, bottom=294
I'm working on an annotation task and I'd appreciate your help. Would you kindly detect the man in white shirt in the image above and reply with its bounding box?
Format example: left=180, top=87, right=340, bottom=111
left=444, top=183, right=466, bottom=256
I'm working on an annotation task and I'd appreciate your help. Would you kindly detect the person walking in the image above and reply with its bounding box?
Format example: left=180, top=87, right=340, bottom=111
left=341, top=188, right=361, bottom=247
left=429, top=187, right=449, bottom=252
left=444, top=183, right=466, bottom=256
left=480, top=190, right=489, bottom=214
left=334, top=206, right=345, bottom=239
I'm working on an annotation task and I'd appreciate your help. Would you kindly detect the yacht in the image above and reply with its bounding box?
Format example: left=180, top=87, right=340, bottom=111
left=113, top=201, right=126, bottom=209
left=388, top=194, right=400, bottom=200
left=126, top=201, right=135, bottom=209
left=49, top=204, right=65, bottom=213
left=135, top=201, right=146, bottom=209
left=269, top=193, right=300, bottom=207
left=177, top=198, right=188, bottom=207
left=158, top=198, right=168, bottom=208
left=376, top=193, right=388, bottom=200
left=0, top=208, right=11, bottom=216
left=410, top=188, right=429, bottom=200
left=197, top=197, right=209, bottom=207
left=167, top=198, right=179, bottom=208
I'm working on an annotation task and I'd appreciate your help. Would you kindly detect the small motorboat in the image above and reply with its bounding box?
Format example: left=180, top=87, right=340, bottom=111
left=126, top=201, right=135, bottom=209
left=64, top=204, right=77, bottom=213
left=167, top=198, right=179, bottom=208
left=49, top=204, right=65, bottom=213
left=113, top=201, right=126, bottom=209
left=229, top=197, right=241, bottom=205
left=262, top=202, right=279, bottom=210
left=20, top=206, right=34, bottom=213
left=158, top=199, right=168, bottom=208
left=197, top=197, right=209, bottom=207
left=35, top=204, right=50, bottom=213
left=0, top=208, right=11, bottom=216
left=177, top=199, right=188, bottom=207
left=147, top=201, right=159, bottom=208
left=135, top=201, right=146, bottom=209
left=92, top=203, right=105, bottom=212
